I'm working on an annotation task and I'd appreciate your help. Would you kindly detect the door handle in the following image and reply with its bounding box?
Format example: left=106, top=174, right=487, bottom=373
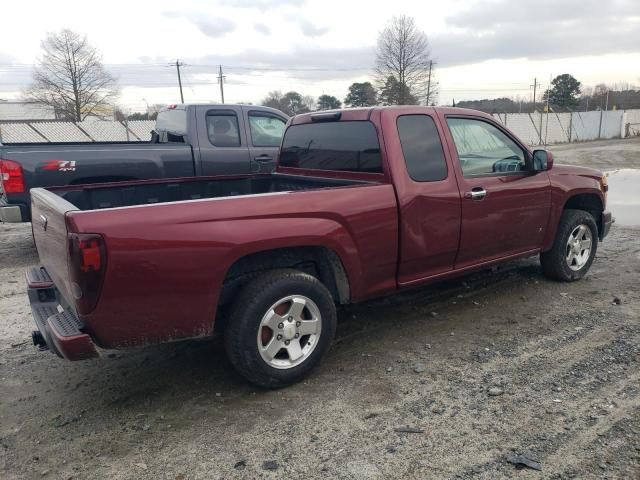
left=254, top=155, right=273, bottom=162
left=465, top=187, right=487, bottom=200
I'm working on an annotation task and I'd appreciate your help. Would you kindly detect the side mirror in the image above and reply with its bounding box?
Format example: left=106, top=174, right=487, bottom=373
left=532, top=149, right=553, bottom=171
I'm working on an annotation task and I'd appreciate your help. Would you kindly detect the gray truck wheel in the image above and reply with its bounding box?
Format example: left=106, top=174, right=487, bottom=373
left=540, top=209, right=598, bottom=281
left=224, top=269, right=336, bottom=388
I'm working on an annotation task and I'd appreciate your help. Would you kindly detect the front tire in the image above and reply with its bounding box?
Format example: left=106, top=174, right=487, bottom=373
left=541, top=209, right=598, bottom=281
left=224, top=269, right=337, bottom=388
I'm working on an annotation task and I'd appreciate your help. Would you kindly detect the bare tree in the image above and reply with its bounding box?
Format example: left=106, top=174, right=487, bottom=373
left=375, top=15, right=435, bottom=105
left=25, top=29, right=118, bottom=121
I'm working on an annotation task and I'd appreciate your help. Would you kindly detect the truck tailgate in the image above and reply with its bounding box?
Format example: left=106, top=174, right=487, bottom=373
left=30, top=188, right=79, bottom=305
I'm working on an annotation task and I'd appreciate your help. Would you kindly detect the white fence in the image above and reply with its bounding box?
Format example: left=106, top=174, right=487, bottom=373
left=1, top=111, right=639, bottom=146
left=491, top=109, right=637, bottom=145
left=0, top=120, right=155, bottom=143
left=625, top=109, right=640, bottom=137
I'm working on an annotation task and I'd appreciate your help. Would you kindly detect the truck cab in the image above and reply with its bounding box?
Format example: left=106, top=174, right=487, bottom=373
left=154, top=104, right=288, bottom=175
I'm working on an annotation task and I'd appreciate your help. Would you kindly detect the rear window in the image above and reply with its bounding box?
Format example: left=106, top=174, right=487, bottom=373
left=155, top=109, right=187, bottom=135
left=280, top=121, right=383, bottom=173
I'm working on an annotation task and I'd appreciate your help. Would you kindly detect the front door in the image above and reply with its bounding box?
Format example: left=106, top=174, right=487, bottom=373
left=242, top=108, right=287, bottom=173
left=442, top=115, right=551, bottom=269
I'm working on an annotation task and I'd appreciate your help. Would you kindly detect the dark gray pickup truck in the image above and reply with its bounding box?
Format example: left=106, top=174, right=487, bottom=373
left=0, top=104, right=287, bottom=222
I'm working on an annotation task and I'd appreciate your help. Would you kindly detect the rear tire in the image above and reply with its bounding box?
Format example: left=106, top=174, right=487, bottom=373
left=540, top=209, right=598, bottom=281
left=224, top=269, right=337, bottom=388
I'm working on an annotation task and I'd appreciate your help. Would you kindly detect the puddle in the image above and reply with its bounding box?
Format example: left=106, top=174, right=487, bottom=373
left=605, top=169, right=640, bottom=227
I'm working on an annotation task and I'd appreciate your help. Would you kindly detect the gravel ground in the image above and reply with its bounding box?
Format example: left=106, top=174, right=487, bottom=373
left=548, top=136, right=640, bottom=170
left=1, top=138, right=639, bottom=479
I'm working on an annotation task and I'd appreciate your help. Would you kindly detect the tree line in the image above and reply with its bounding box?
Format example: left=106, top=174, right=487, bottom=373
left=458, top=75, right=640, bottom=114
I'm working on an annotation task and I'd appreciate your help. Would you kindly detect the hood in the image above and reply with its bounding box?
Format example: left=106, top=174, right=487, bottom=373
left=550, top=164, right=603, bottom=181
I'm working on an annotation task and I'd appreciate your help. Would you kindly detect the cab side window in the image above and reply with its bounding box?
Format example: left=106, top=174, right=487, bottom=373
left=397, top=114, right=448, bottom=182
left=248, top=113, right=286, bottom=147
left=206, top=112, right=241, bottom=147
left=446, top=118, right=526, bottom=176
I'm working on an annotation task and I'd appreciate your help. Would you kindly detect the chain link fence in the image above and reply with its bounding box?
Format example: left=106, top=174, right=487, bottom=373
left=1, top=111, right=639, bottom=146
left=0, top=120, right=155, bottom=143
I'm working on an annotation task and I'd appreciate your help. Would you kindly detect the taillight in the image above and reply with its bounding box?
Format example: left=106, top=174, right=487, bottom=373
left=68, top=233, right=107, bottom=315
left=0, top=159, right=25, bottom=194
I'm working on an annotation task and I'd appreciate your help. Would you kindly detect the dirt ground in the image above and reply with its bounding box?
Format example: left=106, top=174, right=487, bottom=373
left=1, top=138, right=639, bottom=479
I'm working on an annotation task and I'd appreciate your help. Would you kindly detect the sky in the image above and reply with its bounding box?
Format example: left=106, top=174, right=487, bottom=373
left=0, top=0, right=638, bottom=112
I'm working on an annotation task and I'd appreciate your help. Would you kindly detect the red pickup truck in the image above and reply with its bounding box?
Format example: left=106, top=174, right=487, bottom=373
left=26, top=106, right=612, bottom=387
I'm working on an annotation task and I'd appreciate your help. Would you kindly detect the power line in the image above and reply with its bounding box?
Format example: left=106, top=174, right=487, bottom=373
left=0, top=62, right=373, bottom=72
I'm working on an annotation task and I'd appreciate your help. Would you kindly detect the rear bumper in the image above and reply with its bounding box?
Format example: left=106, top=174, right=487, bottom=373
left=600, top=210, right=613, bottom=241
left=26, top=267, right=98, bottom=361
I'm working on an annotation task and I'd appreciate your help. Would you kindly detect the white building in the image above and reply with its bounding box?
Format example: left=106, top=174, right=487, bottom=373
left=0, top=100, right=56, bottom=121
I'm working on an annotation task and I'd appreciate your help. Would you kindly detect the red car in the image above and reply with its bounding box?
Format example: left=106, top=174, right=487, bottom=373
left=26, top=106, right=612, bottom=387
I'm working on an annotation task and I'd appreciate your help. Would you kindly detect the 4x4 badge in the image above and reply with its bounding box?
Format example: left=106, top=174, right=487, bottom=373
left=42, top=160, right=77, bottom=172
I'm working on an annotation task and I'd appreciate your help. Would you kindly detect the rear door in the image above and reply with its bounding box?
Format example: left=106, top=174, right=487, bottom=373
left=440, top=114, right=551, bottom=268
left=242, top=107, right=287, bottom=173
left=196, top=106, right=251, bottom=175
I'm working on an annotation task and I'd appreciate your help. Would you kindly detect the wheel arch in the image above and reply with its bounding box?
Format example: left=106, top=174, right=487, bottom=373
left=217, top=246, right=351, bottom=314
left=543, top=190, right=604, bottom=251
left=562, top=193, right=604, bottom=236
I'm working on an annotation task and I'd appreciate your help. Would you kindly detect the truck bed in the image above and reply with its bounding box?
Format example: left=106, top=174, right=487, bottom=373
left=48, top=173, right=370, bottom=211
left=29, top=170, right=398, bottom=351
left=1, top=142, right=194, bottom=221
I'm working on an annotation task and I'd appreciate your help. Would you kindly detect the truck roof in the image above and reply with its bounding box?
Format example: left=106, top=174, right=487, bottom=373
left=159, top=103, right=287, bottom=116
left=291, top=106, right=493, bottom=125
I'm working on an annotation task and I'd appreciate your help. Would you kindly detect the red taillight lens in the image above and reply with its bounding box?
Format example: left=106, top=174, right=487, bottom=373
left=0, top=159, right=25, bottom=194
left=68, top=233, right=106, bottom=315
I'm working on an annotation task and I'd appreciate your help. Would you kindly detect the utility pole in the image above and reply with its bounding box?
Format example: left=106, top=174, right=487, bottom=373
left=217, top=65, right=226, bottom=104
left=544, top=79, right=551, bottom=146
left=170, top=59, right=185, bottom=103
left=530, top=77, right=538, bottom=111
left=425, top=60, right=433, bottom=105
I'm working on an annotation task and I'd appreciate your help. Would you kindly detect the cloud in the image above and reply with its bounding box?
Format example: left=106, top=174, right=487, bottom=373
left=432, top=0, right=640, bottom=66
left=192, top=17, right=236, bottom=38
left=283, top=15, right=329, bottom=37
left=163, top=11, right=236, bottom=38
left=201, top=44, right=373, bottom=80
left=445, top=0, right=638, bottom=29
left=295, top=18, right=329, bottom=37
left=217, top=0, right=305, bottom=10
left=0, top=53, right=32, bottom=97
left=254, top=23, right=271, bottom=35
left=0, top=52, right=17, bottom=63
